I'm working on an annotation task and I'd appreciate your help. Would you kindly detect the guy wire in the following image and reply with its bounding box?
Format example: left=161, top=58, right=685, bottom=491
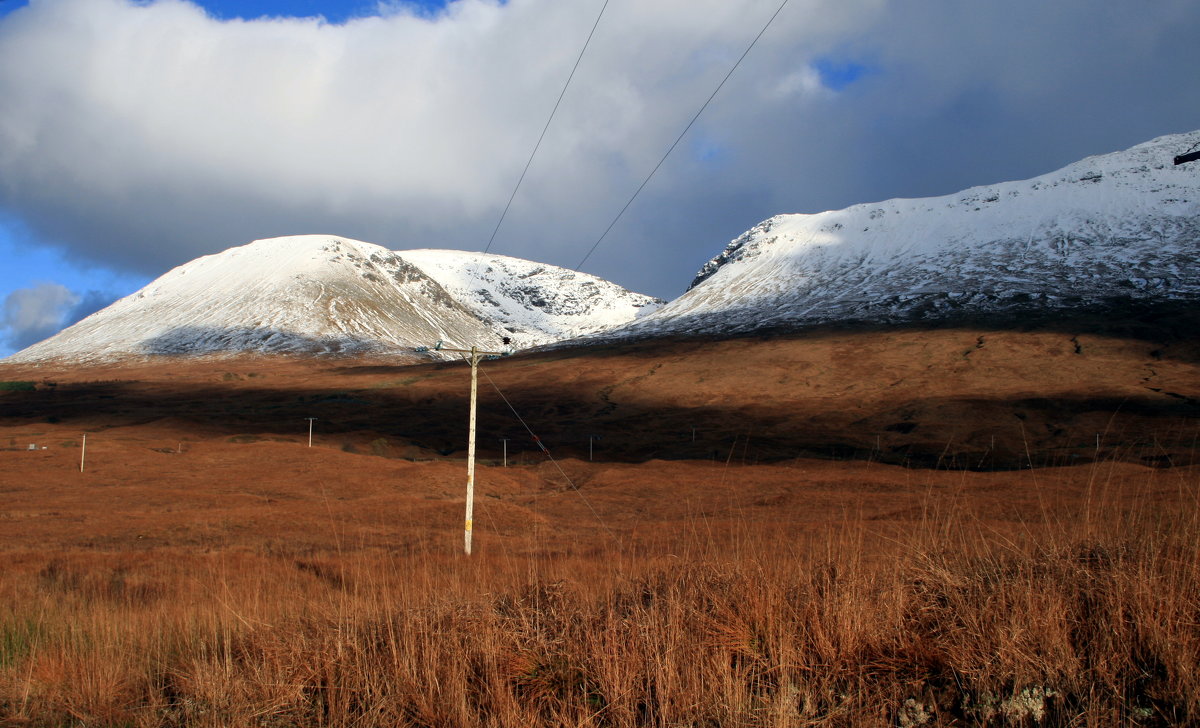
left=479, top=367, right=622, bottom=548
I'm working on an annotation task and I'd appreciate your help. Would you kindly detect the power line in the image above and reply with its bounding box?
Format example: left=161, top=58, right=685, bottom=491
left=483, top=0, right=612, bottom=254
left=575, top=0, right=791, bottom=271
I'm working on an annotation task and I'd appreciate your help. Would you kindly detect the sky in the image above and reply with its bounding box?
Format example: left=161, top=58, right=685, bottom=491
left=1, top=0, right=1198, bottom=357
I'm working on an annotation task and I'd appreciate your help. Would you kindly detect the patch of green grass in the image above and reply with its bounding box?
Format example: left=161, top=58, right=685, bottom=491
left=0, top=616, right=46, bottom=668
left=369, top=374, right=434, bottom=389
left=227, top=435, right=265, bottom=444
left=0, top=381, right=35, bottom=391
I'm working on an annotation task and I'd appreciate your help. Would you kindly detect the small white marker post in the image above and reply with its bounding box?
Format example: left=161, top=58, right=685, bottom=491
left=589, top=434, right=600, bottom=461
left=305, top=417, right=318, bottom=448
left=500, top=438, right=510, bottom=468
left=432, top=340, right=508, bottom=556
left=80, top=434, right=86, bottom=473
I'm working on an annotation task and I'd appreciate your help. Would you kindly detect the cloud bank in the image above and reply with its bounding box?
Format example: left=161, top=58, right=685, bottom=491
left=2, top=282, right=76, bottom=349
left=0, top=0, right=1198, bottom=302
left=0, top=280, right=118, bottom=350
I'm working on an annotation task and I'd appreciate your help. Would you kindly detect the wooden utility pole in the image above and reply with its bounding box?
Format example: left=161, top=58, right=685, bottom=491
left=433, top=341, right=508, bottom=555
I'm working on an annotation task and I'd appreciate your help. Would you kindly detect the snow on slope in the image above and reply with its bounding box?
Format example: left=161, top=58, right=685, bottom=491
left=616, top=130, right=1200, bottom=338
left=6, top=236, right=662, bottom=363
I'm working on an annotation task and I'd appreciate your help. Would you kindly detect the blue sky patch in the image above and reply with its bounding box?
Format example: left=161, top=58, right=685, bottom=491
left=812, top=56, right=875, bottom=91
left=0, top=1, right=462, bottom=24
left=0, top=0, right=28, bottom=20
left=1, top=1, right=456, bottom=23
left=690, top=138, right=726, bottom=167
left=193, top=0, right=443, bottom=23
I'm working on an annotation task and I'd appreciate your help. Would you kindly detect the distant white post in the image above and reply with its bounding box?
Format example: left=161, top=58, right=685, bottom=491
left=500, top=438, right=510, bottom=468
left=432, top=340, right=507, bottom=555
left=305, top=417, right=317, bottom=447
left=80, top=434, right=86, bottom=473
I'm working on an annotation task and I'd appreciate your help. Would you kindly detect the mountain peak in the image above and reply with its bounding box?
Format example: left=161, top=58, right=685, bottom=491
left=6, top=235, right=662, bottom=363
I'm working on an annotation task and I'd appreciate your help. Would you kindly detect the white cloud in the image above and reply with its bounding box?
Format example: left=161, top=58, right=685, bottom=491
left=0, top=0, right=1197, bottom=302
left=1, top=281, right=78, bottom=348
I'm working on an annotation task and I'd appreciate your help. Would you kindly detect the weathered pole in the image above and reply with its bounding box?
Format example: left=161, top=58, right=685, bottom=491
left=465, top=347, right=480, bottom=555
left=433, top=341, right=508, bottom=555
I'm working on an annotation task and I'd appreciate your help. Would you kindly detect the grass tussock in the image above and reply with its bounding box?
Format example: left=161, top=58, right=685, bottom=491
left=0, top=486, right=1197, bottom=727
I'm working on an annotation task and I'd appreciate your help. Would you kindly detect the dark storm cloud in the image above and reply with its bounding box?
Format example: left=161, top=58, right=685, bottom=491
left=0, top=0, right=1197, bottom=300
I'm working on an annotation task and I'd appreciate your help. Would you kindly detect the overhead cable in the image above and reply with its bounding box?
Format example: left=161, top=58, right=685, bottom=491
left=575, top=0, right=791, bottom=271
left=483, top=0, right=612, bottom=254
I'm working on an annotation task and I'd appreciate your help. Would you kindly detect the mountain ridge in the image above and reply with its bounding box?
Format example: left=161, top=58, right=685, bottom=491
left=607, top=130, right=1200, bottom=339
left=5, top=235, right=662, bottom=364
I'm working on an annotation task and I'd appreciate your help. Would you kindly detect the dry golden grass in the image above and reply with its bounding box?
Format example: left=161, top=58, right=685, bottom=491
left=2, top=326, right=1199, bottom=726
left=0, top=465, right=1196, bottom=728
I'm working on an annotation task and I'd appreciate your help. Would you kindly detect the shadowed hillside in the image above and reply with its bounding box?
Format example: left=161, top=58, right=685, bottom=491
left=4, top=308, right=1200, bottom=470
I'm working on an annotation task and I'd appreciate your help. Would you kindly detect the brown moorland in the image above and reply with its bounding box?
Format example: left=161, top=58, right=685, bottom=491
left=0, top=315, right=1198, bottom=726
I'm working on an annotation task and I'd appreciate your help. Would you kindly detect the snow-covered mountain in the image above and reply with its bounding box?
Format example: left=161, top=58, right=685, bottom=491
left=5, top=236, right=662, bottom=363
left=615, top=130, right=1200, bottom=338
left=9, top=132, right=1196, bottom=364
